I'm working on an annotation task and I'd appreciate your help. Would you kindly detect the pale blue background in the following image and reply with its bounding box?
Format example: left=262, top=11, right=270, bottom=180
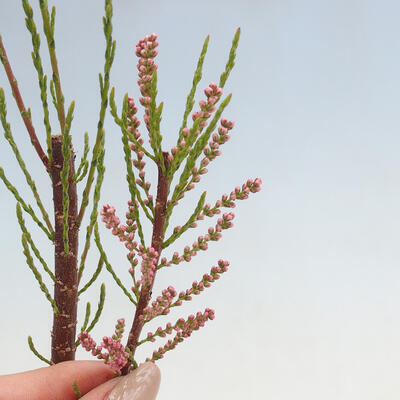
left=1, top=1, right=400, bottom=399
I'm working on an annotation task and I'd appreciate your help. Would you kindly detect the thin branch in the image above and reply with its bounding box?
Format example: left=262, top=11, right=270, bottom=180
left=28, top=336, right=52, bottom=365
left=76, top=0, right=115, bottom=226
left=39, top=0, right=66, bottom=132
left=121, top=153, right=170, bottom=375
left=0, top=35, right=48, bottom=168
left=0, top=88, right=54, bottom=237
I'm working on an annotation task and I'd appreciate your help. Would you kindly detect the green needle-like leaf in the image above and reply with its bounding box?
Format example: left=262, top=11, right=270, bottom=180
left=85, top=283, right=105, bottom=333
left=39, top=0, right=66, bottom=132
left=21, top=233, right=59, bottom=314
left=16, top=203, right=55, bottom=282
left=78, top=256, right=104, bottom=296
left=80, top=302, right=91, bottom=332
left=166, top=94, right=232, bottom=226
left=60, top=101, right=75, bottom=254
left=0, top=88, right=54, bottom=238
left=219, top=28, right=241, bottom=88
left=22, top=0, right=53, bottom=165
left=28, top=336, right=52, bottom=365
left=94, top=223, right=137, bottom=305
left=0, top=166, right=52, bottom=240
left=74, top=132, right=90, bottom=183
left=76, top=0, right=115, bottom=227
left=78, top=145, right=105, bottom=282
left=72, top=380, right=82, bottom=399
left=163, top=191, right=206, bottom=248
left=178, top=35, right=209, bottom=144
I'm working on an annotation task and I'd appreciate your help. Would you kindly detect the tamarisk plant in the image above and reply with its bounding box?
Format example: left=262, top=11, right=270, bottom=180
left=0, top=0, right=261, bottom=378
left=77, top=31, right=262, bottom=375
left=0, top=0, right=115, bottom=364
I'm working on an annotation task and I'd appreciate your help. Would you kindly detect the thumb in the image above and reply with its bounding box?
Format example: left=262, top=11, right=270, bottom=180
left=81, top=362, right=161, bottom=400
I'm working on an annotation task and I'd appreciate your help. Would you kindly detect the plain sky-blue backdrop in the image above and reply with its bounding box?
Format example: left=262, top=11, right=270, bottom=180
left=1, top=1, right=400, bottom=399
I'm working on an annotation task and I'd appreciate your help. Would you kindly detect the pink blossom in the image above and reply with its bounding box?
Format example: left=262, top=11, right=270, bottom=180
left=137, top=247, right=159, bottom=288
left=147, top=308, right=215, bottom=361
left=136, top=34, right=159, bottom=131
left=78, top=318, right=130, bottom=374
left=141, top=285, right=178, bottom=322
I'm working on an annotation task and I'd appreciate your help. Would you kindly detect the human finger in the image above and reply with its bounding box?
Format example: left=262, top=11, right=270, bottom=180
left=81, top=362, right=161, bottom=400
left=0, top=360, right=115, bottom=400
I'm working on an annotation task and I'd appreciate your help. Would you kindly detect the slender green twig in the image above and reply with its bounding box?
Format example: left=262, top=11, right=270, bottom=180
left=80, top=302, right=91, bottom=332
left=168, top=28, right=239, bottom=181
left=49, top=79, right=57, bottom=109
left=163, top=191, right=206, bottom=248
left=60, top=101, right=75, bottom=254
left=22, top=0, right=53, bottom=165
left=21, top=233, right=59, bottom=314
left=72, top=381, right=82, bottom=399
left=0, top=35, right=48, bottom=168
left=76, top=0, right=115, bottom=226
left=165, top=94, right=232, bottom=229
left=0, top=167, right=52, bottom=240
left=75, top=302, right=91, bottom=348
left=39, top=0, right=66, bottom=132
left=94, top=223, right=137, bottom=305
left=219, top=28, right=241, bottom=88
left=16, top=203, right=55, bottom=282
left=78, top=142, right=105, bottom=276
left=177, top=35, right=209, bottom=145
left=78, top=257, right=103, bottom=296
left=85, top=283, right=105, bottom=333
left=74, top=132, right=90, bottom=183
left=78, top=146, right=105, bottom=283
left=28, top=336, right=52, bottom=365
left=0, top=88, right=54, bottom=239
left=147, top=71, right=165, bottom=173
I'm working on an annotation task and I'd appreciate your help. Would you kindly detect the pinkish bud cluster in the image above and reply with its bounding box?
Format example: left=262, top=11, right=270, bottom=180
left=126, top=96, right=141, bottom=136
left=136, top=33, right=158, bottom=129
left=165, top=214, right=235, bottom=267
left=148, top=308, right=215, bottom=361
left=101, top=203, right=138, bottom=264
left=135, top=170, right=153, bottom=208
left=78, top=318, right=130, bottom=373
left=169, top=127, right=199, bottom=165
left=177, top=260, right=229, bottom=301
left=202, top=117, right=234, bottom=164
left=140, top=285, right=177, bottom=322
left=112, top=318, right=126, bottom=340
left=136, top=34, right=158, bottom=100
left=169, top=116, right=235, bottom=198
left=137, top=247, right=159, bottom=288
left=202, top=178, right=263, bottom=218
left=235, top=177, right=262, bottom=197
left=192, top=83, right=223, bottom=128
left=125, top=100, right=154, bottom=210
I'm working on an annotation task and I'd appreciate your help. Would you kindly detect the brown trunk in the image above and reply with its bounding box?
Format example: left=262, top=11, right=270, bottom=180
left=50, top=134, right=79, bottom=363
left=121, top=152, right=170, bottom=375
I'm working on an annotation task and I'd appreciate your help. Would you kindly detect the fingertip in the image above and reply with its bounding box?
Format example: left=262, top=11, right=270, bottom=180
left=106, top=362, right=161, bottom=400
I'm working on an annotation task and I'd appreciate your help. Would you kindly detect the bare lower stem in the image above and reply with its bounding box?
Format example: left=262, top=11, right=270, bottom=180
left=50, top=134, right=79, bottom=363
left=121, top=153, right=170, bottom=375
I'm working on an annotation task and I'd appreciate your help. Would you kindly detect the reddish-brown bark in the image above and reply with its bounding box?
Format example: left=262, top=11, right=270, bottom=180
left=50, top=134, right=79, bottom=363
left=121, top=152, right=170, bottom=375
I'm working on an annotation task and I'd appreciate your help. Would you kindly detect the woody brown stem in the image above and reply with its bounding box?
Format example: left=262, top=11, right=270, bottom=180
left=121, top=152, right=170, bottom=375
left=50, top=134, right=79, bottom=363
left=0, top=36, right=49, bottom=169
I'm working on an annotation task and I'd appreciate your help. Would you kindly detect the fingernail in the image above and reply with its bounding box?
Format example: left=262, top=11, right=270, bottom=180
left=106, top=362, right=161, bottom=400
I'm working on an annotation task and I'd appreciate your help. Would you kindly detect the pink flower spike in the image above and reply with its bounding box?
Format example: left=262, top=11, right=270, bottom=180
left=78, top=319, right=130, bottom=373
